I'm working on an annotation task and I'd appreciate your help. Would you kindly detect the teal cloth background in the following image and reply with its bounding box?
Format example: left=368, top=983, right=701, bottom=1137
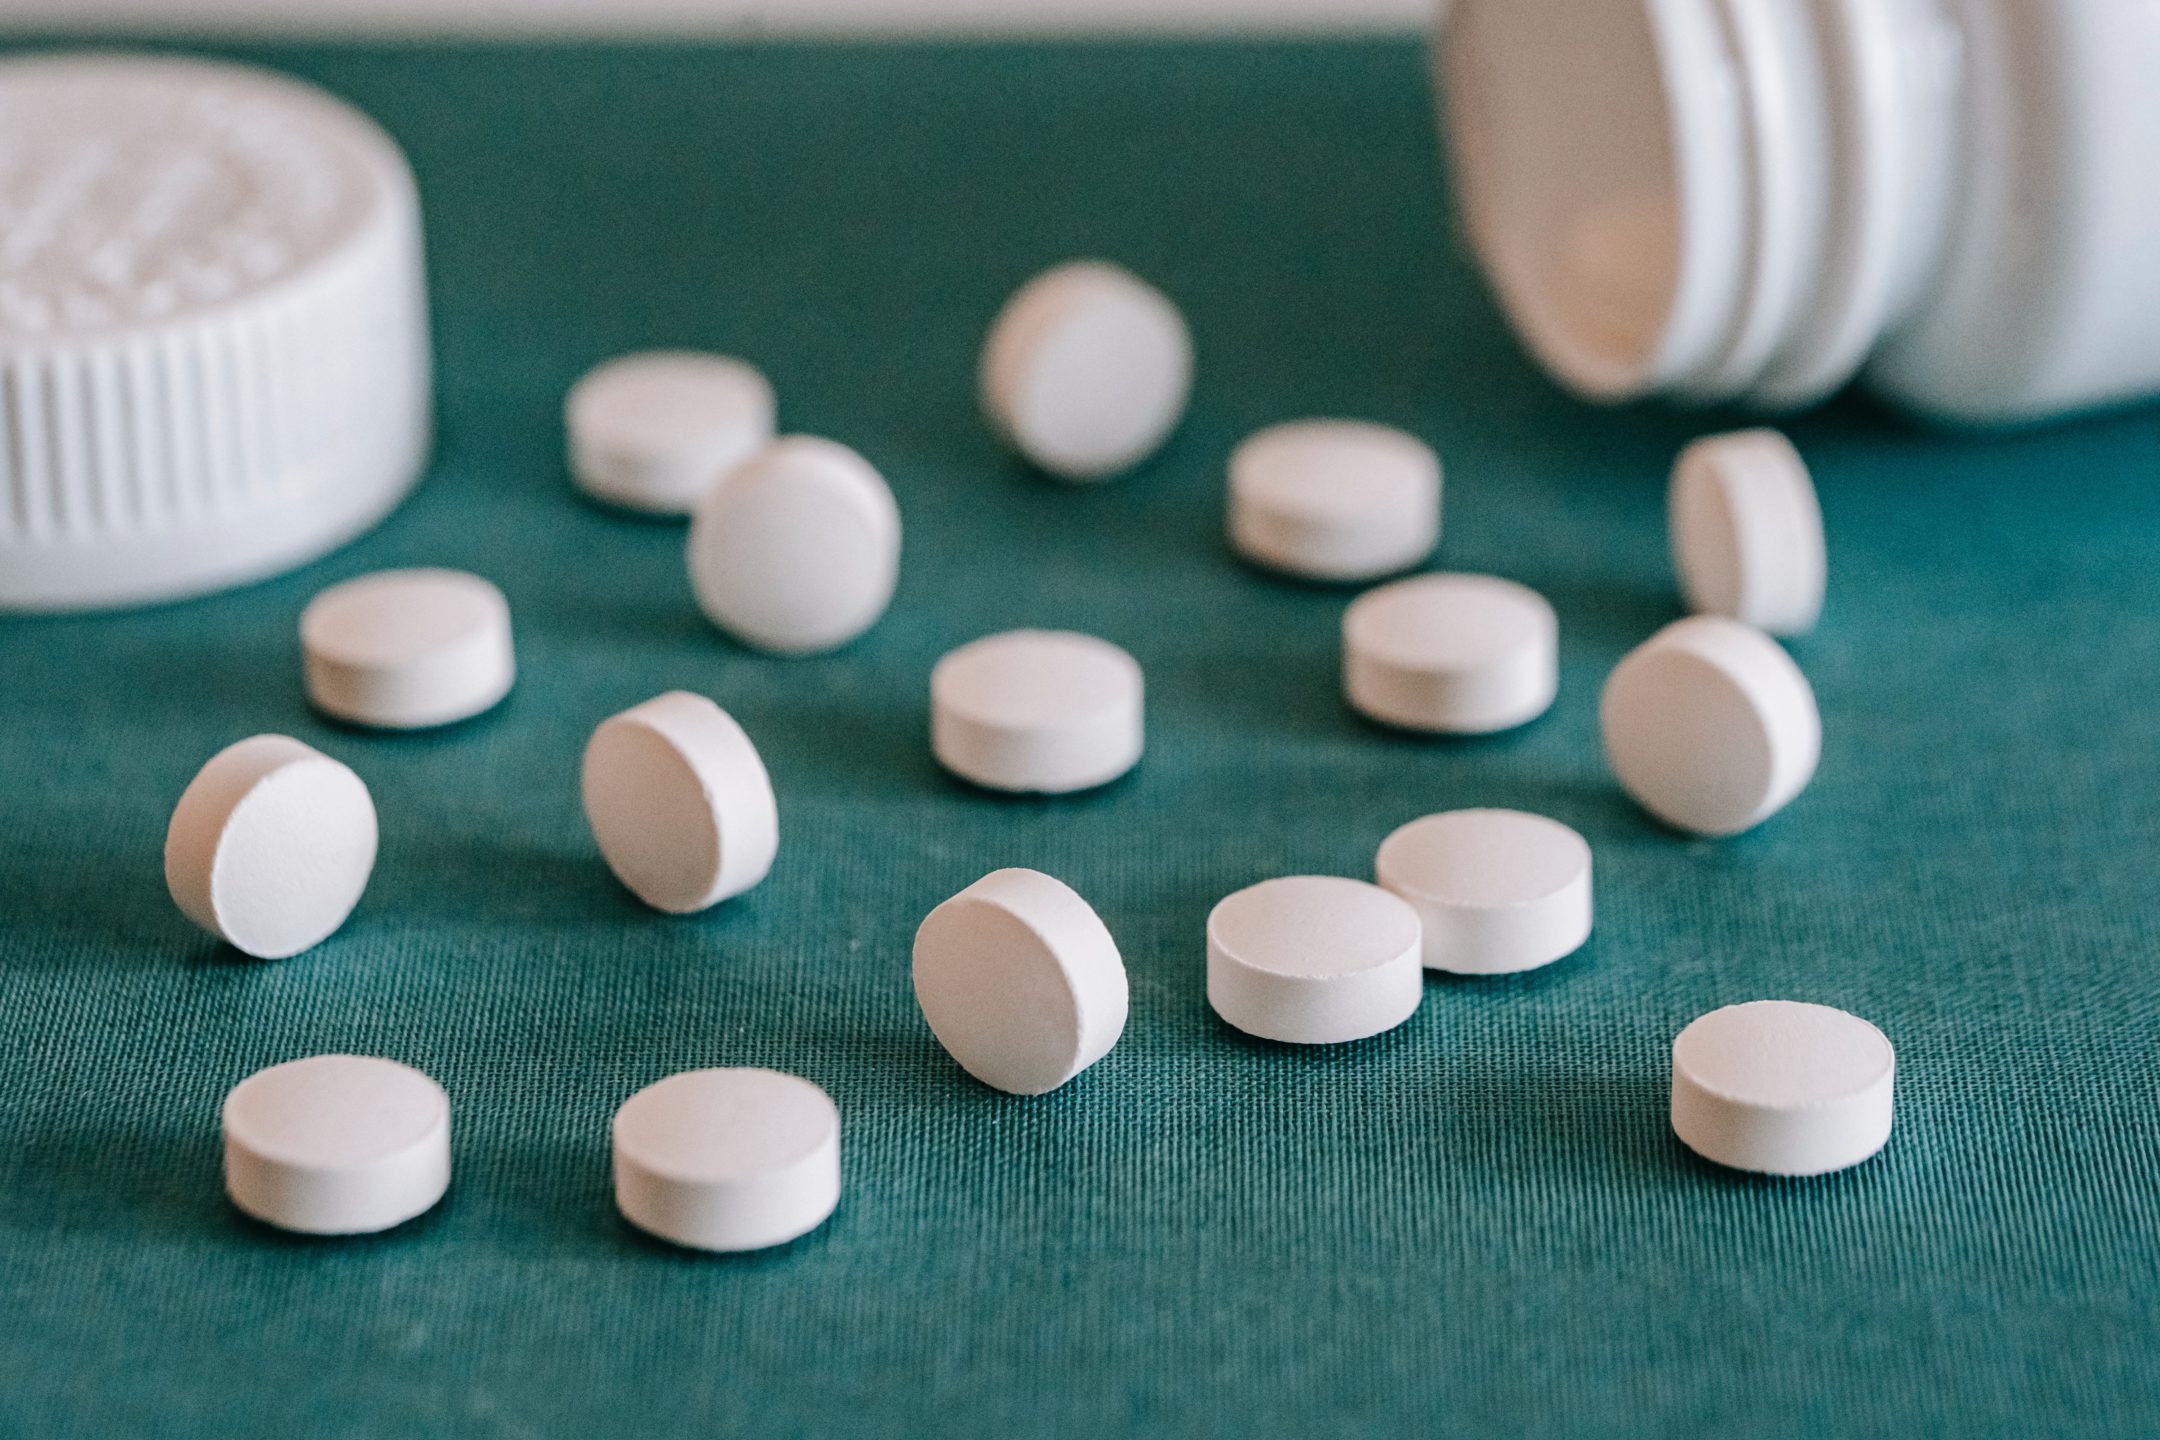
left=2, top=38, right=2157, bottom=1438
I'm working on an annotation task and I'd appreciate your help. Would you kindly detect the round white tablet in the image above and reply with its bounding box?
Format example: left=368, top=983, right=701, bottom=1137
left=566, top=351, right=777, bottom=515
left=582, top=692, right=778, bottom=914
left=1671, top=1001, right=1895, bottom=1177
left=1374, top=809, right=1592, bottom=974
left=164, top=735, right=378, bottom=960
left=931, top=630, right=1144, bottom=794
left=1342, top=573, right=1558, bottom=733
left=613, top=1068, right=841, bottom=1253
left=222, top=1054, right=450, bottom=1235
left=1600, top=615, right=1820, bottom=836
left=687, top=435, right=901, bottom=655
left=1228, top=420, right=1442, bottom=581
left=300, top=569, right=515, bottom=730
left=1670, top=429, right=1825, bottom=635
left=1206, top=876, right=1423, bottom=1045
left=913, top=868, right=1129, bottom=1095
left=980, top=260, right=1193, bottom=481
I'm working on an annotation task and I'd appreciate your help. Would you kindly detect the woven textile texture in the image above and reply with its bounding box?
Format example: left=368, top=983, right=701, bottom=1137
left=1, top=38, right=2156, bottom=1439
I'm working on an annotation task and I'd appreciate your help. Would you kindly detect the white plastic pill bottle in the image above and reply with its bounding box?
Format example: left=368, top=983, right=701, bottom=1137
left=1436, top=0, right=2160, bottom=424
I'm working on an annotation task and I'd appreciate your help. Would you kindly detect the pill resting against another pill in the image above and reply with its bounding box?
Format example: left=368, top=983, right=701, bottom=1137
left=222, top=1053, right=450, bottom=1235
left=1343, top=572, right=1558, bottom=734
left=1601, top=615, right=1820, bottom=836
left=931, top=629, right=1144, bottom=794
left=1670, top=1000, right=1895, bottom=1177
left=164, top=734, right=378, bottom=960
left=300, top=568, right=515, bottom=730
left=1375, top=808, right=1592, bottom=974
left=1670, top=428, right=1825, bottom=636
left=582, top=691, right=779, bottom=914
left=613, top=1067, right=841, bottom=1253
left=1228, top=419, right=1442, bottom=582
left=981, top=260, right=1193, bottom=482
left=1207, top=876, right=1424, bottom=1045
left=688, top=435, right=901, bottom=655
left=565, top=350, right=776, bottom=515
left=913, top=868, right=1129, bottom=1095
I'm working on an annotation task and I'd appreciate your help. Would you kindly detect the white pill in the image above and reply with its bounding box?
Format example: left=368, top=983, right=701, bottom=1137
left=913, top=868, right=1129, bottom=1095
left=581, top=692, right=778, bottom=914
left=1601, top=615, right=1820, bottom=836
left=980, top=260, right=1193, bottom=482
left=300, top=568, right=515, bottom=730
left=687, top=435, right=901, bottom=655
left=931, top=630, right=1143, bottom=794
left=1374, top=809, right=1592, bottom=975
left=222, top=1054, right=450, bottom=1235
left=566, top=351, right=777, bottom=516
left=1342, top=573, right=1558, bottom=734
left=613, top=1068, right=840, bottom=1253
left=1228, top=420, right=1442, bottom=581
left=1206, top=876, right=1423, bottom=1045
left=1671, top=1001, right=1895, bottom=1177
left=164, top=735, right=378, bottom=960
left=1670, top=429, right=1825, bottom=635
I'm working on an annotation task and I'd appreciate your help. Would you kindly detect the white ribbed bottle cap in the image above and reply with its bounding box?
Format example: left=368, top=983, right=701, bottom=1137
left=0, top=54, right=432, bottom=611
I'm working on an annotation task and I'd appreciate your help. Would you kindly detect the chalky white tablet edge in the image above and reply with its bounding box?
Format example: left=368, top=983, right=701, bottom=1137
left=981, top=260, right=1193, bottom=482
left=222, top=1054, right=450, bottom=1235
left=1375, top=809, right=1592, bottom=974
left=1342, top=573, right=1559, bottom=734
left=1228, top=420, right=1442, bottom=581
left=1600, top=615, right=1820, bottom=836
left=913, top=868, right=1130, bottom=1094
left=613, top=1068, right=841, bottom=1253
left=582, top=692, right=778, bottom=914
left=1671, top=1001, right=1895, bottom=1177
left=931, top=630, right=1144, bottom=794
left=300, top=568, right=515, bottom=730
left=687, top=435, right=901, bottom=655
left=164, top=735, right=379, bottom=960
left=1206, top=876, right=1424, bottom=1045
left=566, top=351, right=777, bottom=515
left=1670, top=428, right=1826, bottom=635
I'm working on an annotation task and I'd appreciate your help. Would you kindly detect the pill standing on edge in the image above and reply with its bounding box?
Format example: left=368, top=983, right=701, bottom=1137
left=931, top=630, right=1144, bottom=794
left=1343, top=572, right=1558, bottom=734
left=687, top=435, right=901, bottom=655
left=164, top=735, right=378, bottom=960
left=1228, top=420, right=1442, bottom=581
left=913, top=868, right=1129, bottom=1095
left=981, top=260, right=1193, bottom=482
left=300, top=568, right=515, bottom=730
left=1375, top=809, right=1592, bottom=974
left=222, top=1054, right=450, bottom=1235
left=1600, top=615, right=1820, bottom=836
left=1206, top=876, right=1424, bottom=1045
left=1670, top=1001, right=1895, bottom=1177
left=1670, top=428, right=1825, bottom=635
left=565, top=351, right=777, bottom=516
left=581, top=692, right=778, bottom=914
left=613, top=1068, right=841, bottom=1253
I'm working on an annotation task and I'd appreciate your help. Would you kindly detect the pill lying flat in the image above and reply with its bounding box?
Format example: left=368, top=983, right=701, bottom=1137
left=301, top=568, right=515, bottom=730
left=164, top=735, right=378, bottom=960
left=1228, top=420, right=1442, bottom=581
left=687, top=436, right=901, bottom=654
left=1206, top=876, right=1423, bottom=1044
left=1375, top=809, right=1592, bottom=974
left=613, top=1068, right=840, bottom=1253
left=1671, top=1001, right=1894, bottom=1176
left=1343, top=573, right=1558, bottom=733
left=566, top=351, right=777, bottom=515
left=981, top=260, right=1192, bottom=481
left=1670, top=428, right=1825, bottom=635
left=913, top=868, right=1129, bottom=1094
left=931, top=630, right=1143, bottom=794
left=582, top=692, right=778, bottom=914
left=222, top=1054, right=450, bottom=1234
left=1600, top=615, right=1819, bottom=836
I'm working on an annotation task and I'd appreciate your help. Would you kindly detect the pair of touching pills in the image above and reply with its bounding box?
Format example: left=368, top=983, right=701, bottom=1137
left=931, top=630, right=1144, bottom=794
left=1344, top=573, right=1558, bottom=734
left=302, top=568, right=515, bottom=730
left=1671, top=1001, right=1894, bottom=1176
left=567, top=351, right=776, bottom=515
left=1670, top=428, right=1825, bottom=636
left=1229, top=420, right=1442, bottom=581
left=1375, top=809, right=1592, bottom=974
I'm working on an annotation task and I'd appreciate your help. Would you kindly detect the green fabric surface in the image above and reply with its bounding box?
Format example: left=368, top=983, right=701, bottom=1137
left=3, top=37, right=2158, bottom=1439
